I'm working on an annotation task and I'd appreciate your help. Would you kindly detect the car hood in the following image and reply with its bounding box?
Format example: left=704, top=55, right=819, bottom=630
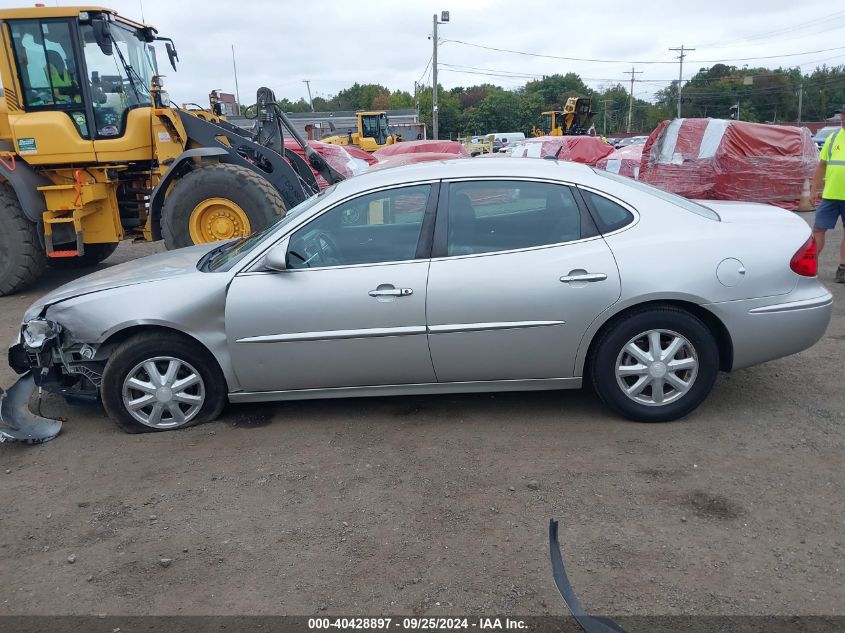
left=28, top=243, right=221, bottom=315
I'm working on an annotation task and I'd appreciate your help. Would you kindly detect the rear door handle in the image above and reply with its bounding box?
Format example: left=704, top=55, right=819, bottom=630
left=559, top=273, right=607, bottom=283
left=369, top=287, right=414, bottom=297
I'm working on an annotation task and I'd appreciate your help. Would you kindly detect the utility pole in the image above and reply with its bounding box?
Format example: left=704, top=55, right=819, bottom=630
left=797, top=80, right=803, bottom=124
left=303, top=79, right=315, bottom=112
left=600, top=99, right=613, bottom=134
left=231, top=45, right=241, bottom=114
left=623, top=66, right=642, bottom=133
left=431, top=11, right=450, bottom=140
left=669, top=45, right=694, bottom=118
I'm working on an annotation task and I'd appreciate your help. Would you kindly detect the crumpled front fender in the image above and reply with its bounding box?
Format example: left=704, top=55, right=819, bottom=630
left=0, top=372, right=62, bottom=444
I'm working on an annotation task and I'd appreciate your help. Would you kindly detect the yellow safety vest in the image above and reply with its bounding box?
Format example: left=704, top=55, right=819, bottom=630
left=821, top=128, right=845, bottom=200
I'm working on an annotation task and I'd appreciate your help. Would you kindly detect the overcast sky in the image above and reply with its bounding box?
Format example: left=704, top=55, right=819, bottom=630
left=7, top=0, right=845, bottom=106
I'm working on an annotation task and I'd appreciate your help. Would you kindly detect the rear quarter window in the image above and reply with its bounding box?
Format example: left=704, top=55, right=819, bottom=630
left=580, top=190, right=634, bottom=233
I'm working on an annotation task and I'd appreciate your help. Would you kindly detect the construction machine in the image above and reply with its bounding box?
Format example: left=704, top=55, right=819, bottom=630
left=533, top=97, right=596, bottom=137
left=0, top=5, right=343, bottom=296
left=321, top=111, right=398, bottom=152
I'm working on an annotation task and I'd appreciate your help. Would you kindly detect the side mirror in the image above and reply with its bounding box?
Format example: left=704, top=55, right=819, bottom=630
left=165, top=41, right=178, bottom=71
left=263, top=242, right=289, bottom=272
left=92, top=18, right=112, bottom=56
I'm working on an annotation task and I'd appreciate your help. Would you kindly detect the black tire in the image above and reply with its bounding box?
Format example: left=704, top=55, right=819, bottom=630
left=161, top=163, right=286, bottom=250
left=0, top=184, right=46, bottom=296
left=588, top=307, right=719, bottom=422
left=46, top=242, right=118, bottom=269
left=101, top=332, right=227, bottom=434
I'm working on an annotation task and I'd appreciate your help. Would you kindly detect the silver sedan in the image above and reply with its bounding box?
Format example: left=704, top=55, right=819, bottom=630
left=1, top=159, right=833, bottom=439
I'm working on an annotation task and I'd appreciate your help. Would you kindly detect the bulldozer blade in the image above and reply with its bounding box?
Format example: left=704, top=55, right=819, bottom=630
left=0, top=373, right=62, bottom=445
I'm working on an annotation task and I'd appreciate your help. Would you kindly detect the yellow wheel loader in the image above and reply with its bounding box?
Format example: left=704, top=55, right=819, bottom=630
left=320, top=111, right=398, bottom=152
left=532, top=97, right=596, bottom=137
left=0, top=6, right=342, bottom=296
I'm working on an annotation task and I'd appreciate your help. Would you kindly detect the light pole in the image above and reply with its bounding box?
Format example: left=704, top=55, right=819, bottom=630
left=432, top=10, right=449, bottom=140
left=303, top=79, right=314, bottom=112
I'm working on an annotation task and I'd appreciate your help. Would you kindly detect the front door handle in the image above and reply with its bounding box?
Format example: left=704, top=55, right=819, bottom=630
left=368, top=287, right=414, bottom=297
left=559, top=273, right=608, bottom=283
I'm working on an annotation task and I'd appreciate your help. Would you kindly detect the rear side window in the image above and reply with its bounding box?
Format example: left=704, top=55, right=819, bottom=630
left=591, top=168, right=720, bottom=220
left=581, top=190, right=634, bottom=233
left=446, top=180, right=585, bottom=256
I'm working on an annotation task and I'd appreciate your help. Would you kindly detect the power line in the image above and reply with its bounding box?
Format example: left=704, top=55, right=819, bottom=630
left=416, top=54, right=433, bottom=88
left=695, top=10, right=845, bottom=49
left=445, top=38, right=845, bottom=66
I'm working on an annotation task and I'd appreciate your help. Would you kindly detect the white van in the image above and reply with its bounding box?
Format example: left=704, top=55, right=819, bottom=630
left=492, top=132, right=526, bottom=145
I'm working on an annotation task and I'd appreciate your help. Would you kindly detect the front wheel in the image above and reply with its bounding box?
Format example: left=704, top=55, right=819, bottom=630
left=161, top=163, right=286, bottom=249
left=588, top=307, right=719, bottom=422
left=101, top=332, right=227, bottom=433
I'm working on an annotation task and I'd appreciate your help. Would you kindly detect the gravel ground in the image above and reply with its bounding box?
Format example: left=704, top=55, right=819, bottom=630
left=0, top=219, right=843, bottom=617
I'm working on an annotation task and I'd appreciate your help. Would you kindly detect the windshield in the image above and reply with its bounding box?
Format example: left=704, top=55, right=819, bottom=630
left=591, top=169, right=721, bottom=220
left=542, top=114, right=553, bottom=134
left=204, top=185, right=337, bottom=272
left=81, top=21, right=156, bottom=137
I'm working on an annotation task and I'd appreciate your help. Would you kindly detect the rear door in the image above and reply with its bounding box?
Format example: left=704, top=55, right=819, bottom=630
left=426, top=179, right=621, bottom=383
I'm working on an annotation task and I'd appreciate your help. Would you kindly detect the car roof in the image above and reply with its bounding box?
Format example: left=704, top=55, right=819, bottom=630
left=332, top=157, right=597, bottom=197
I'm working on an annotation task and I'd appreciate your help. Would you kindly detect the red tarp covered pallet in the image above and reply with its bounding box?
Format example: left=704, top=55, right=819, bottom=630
left=373, top=139, right=470, bottom=159
left=370, top=151, right=469, bottom=172
left=508, top=136, right=614, bottom=166
left=595, top=144, right=644, bottom=179
left=639, top=118, right=819, bottom=209
left=283, top=139, right=373, bottom=190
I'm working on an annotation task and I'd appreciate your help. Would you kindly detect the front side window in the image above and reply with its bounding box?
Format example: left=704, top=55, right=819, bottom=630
left=10, top=19, right=83, bottom=108
left=80, top=21, right=155, bottom=138
left=446, top=181, right=584, bottom=256
left=287, top=185, right=431, bottom=269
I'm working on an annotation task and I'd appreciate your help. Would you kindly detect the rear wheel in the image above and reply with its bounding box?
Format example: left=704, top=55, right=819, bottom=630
left=101, top=332, right=227, bottom=433
left=46, top=243, right=118, bottom=269
left=588, top=307, right=719, bottom=422
left=161, top=163, right=286, bottom=250
left=0, top=184, right=46, bottom=296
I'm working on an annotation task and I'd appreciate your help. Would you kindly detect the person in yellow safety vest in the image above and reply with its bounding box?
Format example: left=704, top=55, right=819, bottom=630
left=811, top=105, right=845, bottom=283
left=43, top=50, right=79, bottom=104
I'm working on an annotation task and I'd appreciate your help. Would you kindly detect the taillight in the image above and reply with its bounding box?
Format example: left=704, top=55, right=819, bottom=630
left=790, top=236, right=817, bottom=277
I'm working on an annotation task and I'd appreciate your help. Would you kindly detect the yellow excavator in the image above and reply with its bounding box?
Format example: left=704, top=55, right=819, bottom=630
left=0, top=5, right=343, bottom=295
left=533, top=97, right=596, bottom=137
left=320, top=111, right=399, bottom=152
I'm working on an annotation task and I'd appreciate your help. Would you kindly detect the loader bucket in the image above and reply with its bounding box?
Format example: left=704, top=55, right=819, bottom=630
left=0, top=373, right=62, bottom=444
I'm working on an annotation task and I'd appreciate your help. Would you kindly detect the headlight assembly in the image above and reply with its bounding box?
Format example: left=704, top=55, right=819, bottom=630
left=22, top=319, right=61, bottom=350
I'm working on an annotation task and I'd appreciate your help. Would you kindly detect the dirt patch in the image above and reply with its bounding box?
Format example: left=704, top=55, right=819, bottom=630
left=680, top=490, right=744, bottom=520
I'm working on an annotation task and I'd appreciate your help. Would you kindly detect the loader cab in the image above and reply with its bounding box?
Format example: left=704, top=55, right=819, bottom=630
left=357, top=111, right=391, bottom=150
left=1, top=8, right=174, bottom=161
left=542, top=112, right=560, bottom=135
left=535, top=111, right=562, bottom=137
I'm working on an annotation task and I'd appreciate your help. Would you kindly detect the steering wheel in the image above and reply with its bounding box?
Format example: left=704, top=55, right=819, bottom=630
left=290, top=231, right=341, bottom=268
left=310, top=231, right=341, bottom=266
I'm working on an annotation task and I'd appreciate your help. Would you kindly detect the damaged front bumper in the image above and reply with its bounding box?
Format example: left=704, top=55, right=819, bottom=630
left=3, top=319, right=103, bottom=444
left=0, top=372, right=62, bottom=444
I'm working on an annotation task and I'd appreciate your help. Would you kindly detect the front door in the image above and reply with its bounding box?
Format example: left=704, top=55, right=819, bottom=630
left=426, top=179, right=621, bottom=383
left=226, top=183, right=438, bottom=392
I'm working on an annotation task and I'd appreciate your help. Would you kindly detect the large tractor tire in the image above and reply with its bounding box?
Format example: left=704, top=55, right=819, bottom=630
left=46, top=243, right=119, bottom=269
left=161, top=163, right=286, bottom=250
left=0, top=184, right=46, bottom=296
